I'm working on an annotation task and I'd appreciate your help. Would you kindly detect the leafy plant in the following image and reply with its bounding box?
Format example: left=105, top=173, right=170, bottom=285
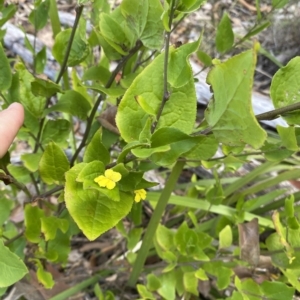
left=0, top=0, right=300, bottom=298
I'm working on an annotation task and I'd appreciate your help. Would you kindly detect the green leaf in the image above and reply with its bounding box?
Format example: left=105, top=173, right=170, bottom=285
left=285, top=195, right=294, bottom=218
left=0, top=198, right=13, bottom=227
left=52, top=28, right=90, bottom=66
left=121, top=0, right=148, bottom=37
left=0, top=240, right=28, bottom=288
left=34, top=259, right=54, bottom=289
left=45, top=90, right=91, bottom=119
left=205, top=46, right=267, bottom=148
left=31, top=78, right=63, bottom=98
left=15, top=62, right=46, bottom=117
left=85, top=84, right=125, bottom=98
left=41, top=216, right=69, bottom=241
left=140, top=0, right=164, bottom=49
left=35, top=46, right=47, bottom=74
left=65, top=164, right=133, bottom=240
left=168, top=38, right=201, bottom=88
left=183, top=272, right=198, bottom=296
left=203, top=261, right=233, bottom=290
left=261, top=281, right=294, bottom=300
left=29, top=0, right=49, bottom=30
left=117, top=51, right=197, bottom=142
left=156, top=224, right=175, bottom=251
left=41, top=119, right=71, bottom=147
left=76, top=161, right=121, bottom=202
left=216, top=12, right=234, bottom=53
left=146, top=273, right=161, bottom=291
left=0, top=44, right=12, bottom=91
left=83, top=129, right=110, bottom=165
left=184, top=135, right=218, bottom=161
left=157, top=272, right=177, bottom=300
left=137, top=284, right=156, bottom=299
left=272, top=0, right=288, bottom=9
left=271, top=57, right=300, bottom=125
left=219, top=225, right=232, bottom=249
left=99, top=12, right=131, bottom=54
left=21, top=153, right=42, bottom=172
left=277, top=125, right=298, bottom=151
left=24, top=205, right=44, bottom=243
left=196, top=50, right=212, bottom=67
left=82, top=65, right=111, bottom=83
left=7, top=164, right=31, bottom=184
left=39, top=142, right=70, bottom=185
left=117, top=141, right=150, bottom=163
left=195, top=268, right=208, bottom=280
left=0, top=4, right=17, bottom=27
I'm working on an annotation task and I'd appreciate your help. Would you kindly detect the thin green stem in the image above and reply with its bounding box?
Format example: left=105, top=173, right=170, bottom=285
left=128, top=160, right=185, bottom=287
left=151, top=0, right=176, bottom=133
left=56, top=5, right=84, bottom=85
left=70, top=40, right=143, bottom=166
left=4, top=230, right=24, bottom=246
left=49, top=274, right=101, bottom=300
left=33, top=6, right=83, bottom=153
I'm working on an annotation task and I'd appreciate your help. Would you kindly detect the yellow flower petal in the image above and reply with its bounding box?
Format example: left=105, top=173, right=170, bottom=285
left=106, top=180, right=116, bottom=190
left=105, top=169, right=122, bottom=182
left=134, top=189, right=147, bottom=203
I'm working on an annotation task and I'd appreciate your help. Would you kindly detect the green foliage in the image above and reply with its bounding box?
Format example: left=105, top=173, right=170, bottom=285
left=0, top=0, right=298, bottom=298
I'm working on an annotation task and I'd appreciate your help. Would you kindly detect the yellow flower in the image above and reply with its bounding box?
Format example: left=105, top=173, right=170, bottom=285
left=134, top=189, right=147, bottom=203
left=94, top=169, right=122, bottom=190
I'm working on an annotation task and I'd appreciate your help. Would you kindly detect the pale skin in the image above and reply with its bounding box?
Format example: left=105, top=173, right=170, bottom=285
left=0, top=103, right=24, bottom=158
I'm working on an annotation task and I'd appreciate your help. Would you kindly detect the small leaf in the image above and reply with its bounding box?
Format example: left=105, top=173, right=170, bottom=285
left=35, top=46, right=47, bottom=74
left=0, top=198, right=13, bottom=227
left=277, top=125, right=298, bottom=151
left=83, top=129, right=110, bottom=165
left=146, top=273, right=161, bottom=291
left=45, top=90, right=91, bottom=119
left=216, top=12, right=234, bottom=53
left=39, top=142, right=70, bottom=185
left=41, top=216, right=69, bottom=241
left=197, top=50, right=212, bottom=67
left=41, top=119, right=71, bottom=147
left=29, top=0, right=49, bottom=30
left=183, top=272, right=198, bottom=296
left=31, top=78, right=63, bottom=98
left=261, top=280, right=295, bottom=299
left=0, top=240, right=28, bottom=288
left=52, top=28, right=90, bottom=66
left=24, top=205, right=44, bottom=243
left=219, top=225, right=232, bottom=249
left=34, top=259, right=54, bottom=289
left=271, top=57, right=300, bottom=125
left=21, top=153, right=42, bottom=172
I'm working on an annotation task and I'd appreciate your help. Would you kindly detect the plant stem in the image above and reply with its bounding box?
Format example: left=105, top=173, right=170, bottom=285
left=4, top=230, right=24, bottom=246
left=70, top=40, right=143, bottom=166
left=49, top=274, right=101, bottom=300
left=256, top=101, right=300, bottom=121
left=151, top=0, right=176, bottom=133
left=127, top=160, right=185, bottom=287
left=56, top=5, right=84, bottom=85
left=33, top=6, right=83, bottom=153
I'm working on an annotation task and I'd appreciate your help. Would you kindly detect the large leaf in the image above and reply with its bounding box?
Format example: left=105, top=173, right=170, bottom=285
left=116, top=49, right=197, bottom=142
left=270, top=57, right=300, bottom=125
left=39, top=142, right=70, bottom=185
left=205, top=47, right=266, bottom=148
left=0, top=240, right=28, bottom=288
left=65, top=164, right=133, bottom=240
